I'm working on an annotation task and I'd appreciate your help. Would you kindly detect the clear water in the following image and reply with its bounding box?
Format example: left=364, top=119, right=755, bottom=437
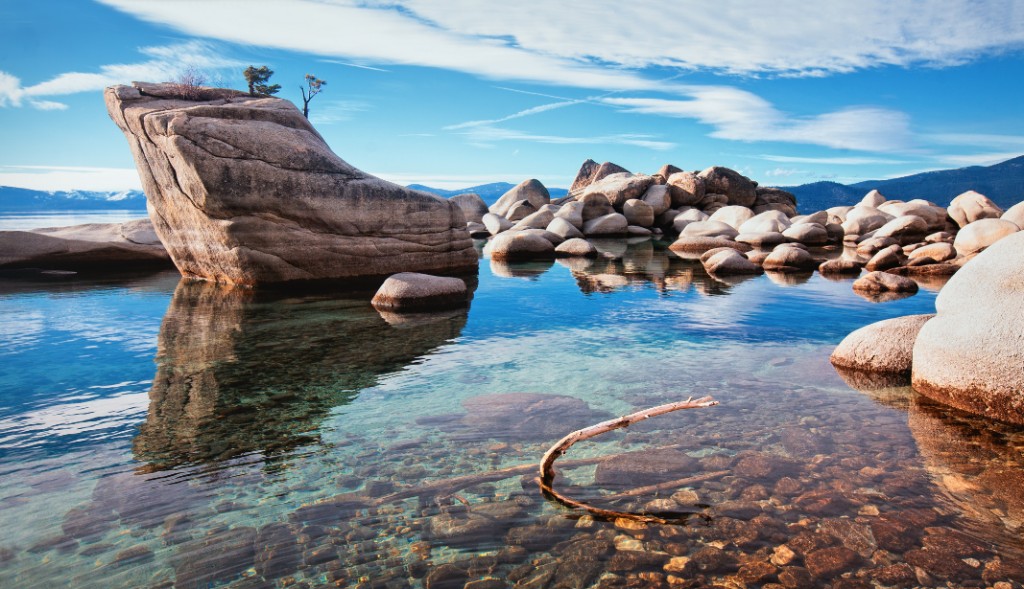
left=0, top=211, right=147, bottom=231
left=1, top=237, right=1022, bottom=588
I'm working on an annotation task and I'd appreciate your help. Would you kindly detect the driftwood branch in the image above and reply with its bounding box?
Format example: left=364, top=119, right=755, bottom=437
left=538, top=396, right=719, bottom=524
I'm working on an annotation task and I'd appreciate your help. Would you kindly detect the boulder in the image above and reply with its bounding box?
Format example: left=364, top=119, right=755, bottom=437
left=488, top=231, right=555, bottom=261
left=831, top=314, right=934, bottom=376
left=947, top=190, right=1003, bottom=228
left=0, top=219, right=172, bottom=271
left=852, top=271, right=919, bottom=294
left=554, top=238, right=597, bottom=258
left=952, top=218, right=1019, bottom=256
left=371, top=273, right=468, bottom=312
left=448, top=193, right=489, bottom=224
left=569, top=160, right=629, bottom=195
left=874, top=215, right=929, bottom=244
left=1001, top=201, right=1024, bottom=229
left=668, top=236, right=748, bottom=254
left=105, top=82, right=475, bottom=285
left=506, top=199, right=538, bottom=222
left=666, top=171, right=706, bottom=207
left=792, top=210, right=828, bottom=225
left=546, top=217, right=584, bottom=240
left=709, top=205, right=755, bottom=230
left=879, top=201, right=947, bottom=230
left=640, top=184, right=671, bottom=215
left=465, top=222, right=489, bottom=238
left=842, top=206, right=893, bottom=237
left=736, top=231, right=788, bottom=248
left=682, top=220, right=739, bottom=240
left=826, top=205, right=854, bottom=223
left=865, top=244, right=905, bottom=271
left=762, top=246, right=819, bottom=272
left=580, top=173, right=653, bottom=209
left=908, top=242, right=957, bottom=264
left=582, top=213, right=629, bottom=236
left=482, top=213, right=513, bottom=236
left=622, top=199, right=655, bottom=227
left=753, top=187, right=797, bottom=217
left=703, top=249, right=764, bottom=275
left=739, top=210, right=791, bottom=234
left=698, top=166, right=757, bottom=207
left=859, top=189, right=887, bottom=208
left=782, top=223, right=829, bottom=245
left=511, top=209, right=555, bottom=231
left=554, top=201, right=585, bottom=229
left=577, top=192, right=616, bottom=222
left=652, top=163, right=683, bottom=183
left=490, top=179, right=550, bottom=218
left=818, top=259, right=863, bottom=275
left=912, top=231, right=1024, bottom=424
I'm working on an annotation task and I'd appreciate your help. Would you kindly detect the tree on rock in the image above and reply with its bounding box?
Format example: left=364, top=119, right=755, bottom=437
left=300, top=74, right=326, bottom=119
left=243, top=65, right=281, bottom=96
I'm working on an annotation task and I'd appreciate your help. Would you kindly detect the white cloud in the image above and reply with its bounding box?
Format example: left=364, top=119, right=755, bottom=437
left=0, top=166, right=142, bottom=192
left=453, top=124, right=675, bottom=151
left=925, top=133, right=1024, bottom=150
left=757, top=155, right=911, bottom=165
left=931, top=152, right=1024, bottom=167
left=764, top=168, right=805, bottom=177
left=99, top=0, right=1024, bottom=79
left=1, top=41, right=242, bottom=110
left=445, top=100, right=583, bottom=130
left=604, top=88, right=913, bottom=152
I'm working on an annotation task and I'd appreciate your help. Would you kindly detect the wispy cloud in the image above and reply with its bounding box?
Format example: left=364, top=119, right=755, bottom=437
left=308, top=99, right=372, bottom=125
left=0, top=165, right=142, bottom=191
left=452, top=124, right=675, bottom=151
left=99, top=0, right=1023, bottom=81
left=604, top=88, right=913, bottom=152
left=0, top=41, right=242, bottom=110
left=757, top=154, right=911, bottom=165
left=319, top=59, right=391, bottom=73
left=444, top=100, right=582, bottom=130
left=764, top=168, right=806, bottom=177
left=931, top=152, right=1024, bottom=167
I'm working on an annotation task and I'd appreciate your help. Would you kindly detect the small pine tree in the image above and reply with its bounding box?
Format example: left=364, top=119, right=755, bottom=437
left=243, top=65, right=281, bottom=97
left=300, top=74, right=326, bottom=119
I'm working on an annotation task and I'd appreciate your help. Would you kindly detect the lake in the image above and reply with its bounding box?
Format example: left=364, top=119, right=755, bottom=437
left=0, top=211, right=147, bottom=232
left=1, top=235, right=1022, bottom=588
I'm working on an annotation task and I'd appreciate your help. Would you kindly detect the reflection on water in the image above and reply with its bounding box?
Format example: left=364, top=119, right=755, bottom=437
left=1, top=237, right=1022, bottom=588
left=134, top=280, right=469, bottom=471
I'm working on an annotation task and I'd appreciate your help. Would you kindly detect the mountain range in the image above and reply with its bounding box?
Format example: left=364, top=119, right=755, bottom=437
left=2, top=156, right=1021, bottom=214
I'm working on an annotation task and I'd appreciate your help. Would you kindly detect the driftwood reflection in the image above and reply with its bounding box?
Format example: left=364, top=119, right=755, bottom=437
left=133, top=279, right=468, bottom=471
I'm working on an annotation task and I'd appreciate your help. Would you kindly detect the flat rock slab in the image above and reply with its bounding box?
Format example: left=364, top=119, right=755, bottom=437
left=105, top=82, right=476, bottom=285
left=0, top=219, right=172, bottom=271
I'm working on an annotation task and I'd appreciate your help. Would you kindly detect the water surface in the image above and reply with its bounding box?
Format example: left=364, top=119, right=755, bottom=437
left=1, top=237, right=1022, bottom=588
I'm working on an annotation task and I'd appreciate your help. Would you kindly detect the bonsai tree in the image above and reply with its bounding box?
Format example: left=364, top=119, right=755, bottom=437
left=300, top=74, right=326, bottom=119
left=243, top=65, right=281, bottom=96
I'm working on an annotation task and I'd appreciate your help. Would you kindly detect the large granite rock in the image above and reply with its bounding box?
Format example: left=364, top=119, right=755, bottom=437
left=912, top=231, right=1024, bottom=424
left=490, top=179, right=550, bottom=218
left=105, top=82, right=476, bottom=285
left=0, top=219, right=172, bottom=271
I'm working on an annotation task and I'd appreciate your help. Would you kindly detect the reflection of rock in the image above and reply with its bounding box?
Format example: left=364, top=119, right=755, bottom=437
left=133, top=279, right=467, bottom=469
left=489, top=258, right=554, bottom=279
left=908, top=396, right=1024, bottom=556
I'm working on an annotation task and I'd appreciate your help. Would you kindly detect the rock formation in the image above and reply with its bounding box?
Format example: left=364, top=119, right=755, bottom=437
left=0, top=218, right=172, bottom=271
left=105, top=82, right=476, bottom=285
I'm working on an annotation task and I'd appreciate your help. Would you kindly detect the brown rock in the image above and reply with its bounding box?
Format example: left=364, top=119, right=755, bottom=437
left=852, top=271, right=918, bottom=294
left=0, top=220, right=172, bottom=271
left=698, top=166, right=757, bottom=207
left=449, top=193, right=489, bottom=224
left=569, top=160, right=629, bottom=195
left=371, top=273, right=468, bottom=312
left=105, top=82, right=475, bottom=285
left=803, top=546, right=859, bottom=579
left=818, top=258, right=863, bottom=275
left=666, top=171, right=706, bottom=207
left=830, top=314, right=933, bottom=376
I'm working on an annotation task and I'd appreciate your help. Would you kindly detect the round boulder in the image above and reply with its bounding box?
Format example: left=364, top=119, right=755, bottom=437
left=952, top=218, right=1019, bottom=256
left=682, top=220, right=739, bottom=240
left=622, top=198, right=655, bottom=227
left=831, top=314, right=934, bottom=377
left=488, top=231, right=555, bottom=261
left=581, top=173, right=653, bottom=209
left=371, top=272, right=468, bottom=312
left=947, top=190, right=1003, bottom=228
left=582, top=212, right=629, bottom=236
left=449, top=193, right=489, bottom=224
left=762, top=246, right=819, bottom=272
left=697, top=166, right=757, bottom=207
left=666, top=171, right=706, bottom=207
left=852, top=271, right=919, bottom=294
left=703, top=249, right=764, bottom=275
left=912, top=231, right=1024, bottom=424
left=489, top=179, right=550, bottom=218
left=554, top=238, right=597, bottom=258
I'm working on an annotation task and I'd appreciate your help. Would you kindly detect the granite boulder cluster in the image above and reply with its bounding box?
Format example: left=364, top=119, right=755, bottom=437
left=449, top=159, right=1023, bottom=300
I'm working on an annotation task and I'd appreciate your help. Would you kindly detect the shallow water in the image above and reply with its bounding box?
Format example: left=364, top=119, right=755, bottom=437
left=1, top=238, right=1022, bottom=588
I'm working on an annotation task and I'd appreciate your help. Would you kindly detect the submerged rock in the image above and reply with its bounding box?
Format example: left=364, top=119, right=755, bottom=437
left=105, top=82, right=476, bottom=285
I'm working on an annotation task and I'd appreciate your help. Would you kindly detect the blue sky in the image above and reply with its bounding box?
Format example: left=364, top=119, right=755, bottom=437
left=1, top=0, right=1023, bottom=191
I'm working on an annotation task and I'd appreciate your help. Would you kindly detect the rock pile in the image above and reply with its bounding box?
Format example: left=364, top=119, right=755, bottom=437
left=460, top=158, right=1023, bottom=299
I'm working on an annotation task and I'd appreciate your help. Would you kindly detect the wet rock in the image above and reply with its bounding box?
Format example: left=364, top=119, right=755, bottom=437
left=683, top=547, right=738, bottom=575
left=904, top=547, right=973, bottom=580
left=851, top=271, right=918, bottom=295
left=733, top=452, right=799, bottom=481
left=594, top=448, right=699, bottom=490
left=254, top=522, right=301, bottom=579
left=61, top=503, right=117, bottom=540
left=111, top=544, right=154, bottom=566
left=779, top=427, right=833, bottom=458
left=607, top=549, right=670, bottom=573
left=793, top=489, right=856, bottom=516
left=465, top=579, right=508, bottom=589
left=868, top=516, right=919, bottom=553
left=818, top=519, right=876, bottom=558
left=871, top=562, right=916, bottom=586
left=736, top=561, right=777, bottom=585
left=425, top=563, right=470, bottom=589
left=371, top=273, right=468, bottom=312
left=460, top=393, right=610, bottom=442
left=713, top=501, right=763, bottom=520
left=172, top=526, right=258, bottom=589
left=803, top=546, right=860, bottom=579
left=776, top=566, right=814, bottom=589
